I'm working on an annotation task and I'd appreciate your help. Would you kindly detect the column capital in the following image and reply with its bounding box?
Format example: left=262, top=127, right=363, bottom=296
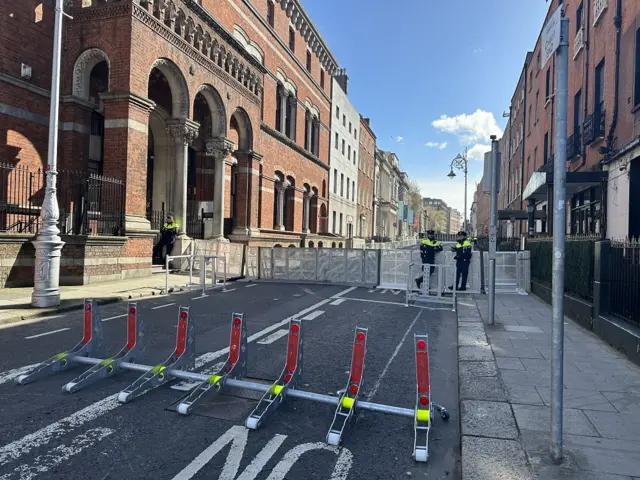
left=303, top=190, right=315, bottom=200
left=167, top=118, right=200, bottom=146
left=275, top=181, right=291, bottom=193
left=205, top=137, right=235, bottom=158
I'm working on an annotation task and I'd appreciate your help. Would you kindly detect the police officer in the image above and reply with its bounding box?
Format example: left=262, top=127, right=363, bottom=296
left=416, top=229, right=443, bottom=288
left=153, top=214, right=179, bottom=267
left=450, top=230, right=473, bottom=291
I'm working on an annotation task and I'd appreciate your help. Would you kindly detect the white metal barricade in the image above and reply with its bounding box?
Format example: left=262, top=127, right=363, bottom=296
left=165, top=250, right=194, bottom=294
left=199, top=255, right=227, bottom=295
left=406, top=263, right=456, bottom=311
left=482, top=251, right=526, bottom=294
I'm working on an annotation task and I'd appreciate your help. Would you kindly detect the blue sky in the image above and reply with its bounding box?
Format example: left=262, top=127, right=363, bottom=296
left=303, top=0, right=550, bottom=215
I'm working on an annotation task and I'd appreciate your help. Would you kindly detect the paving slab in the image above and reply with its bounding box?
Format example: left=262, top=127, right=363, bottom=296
left=535, top=387, right=618, bottom=412
left=601, top=391, right=640, bottom=414
left=460, top=375, right=507, bottom=401
left=459, top=361, right=498, bottom=377
left=504, top=325, right=545, bottom=333
left=512, top=404, right=600, bottom=437
left=492, top=344, right=544, bottom=359
left=505, top=385, right=545, bottom=405
left=583, top=410, right=640, bottom=441
left=461, top=400, right=518, bottom=439
left=459, top=345, right=494, bottom=362
left=495, top=356, right=525, bottom=370
left=462, top=436, right=534, bottom=480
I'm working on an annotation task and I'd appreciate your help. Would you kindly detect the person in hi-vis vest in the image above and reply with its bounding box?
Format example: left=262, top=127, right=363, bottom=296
left=449, top=231, right=473, bottom=291
left=416, top=229, right=443, bottom=289
left=153, top=214, right=179, bottom=267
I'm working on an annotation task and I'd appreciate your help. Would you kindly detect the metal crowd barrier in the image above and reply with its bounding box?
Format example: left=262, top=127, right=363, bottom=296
left=16, top=299, right=451, bottom=463
left=482, top=251, right=531, bottom=294
left=198, top=255, right=227, bottom=296
left=406, top=263, right=457, bottom=311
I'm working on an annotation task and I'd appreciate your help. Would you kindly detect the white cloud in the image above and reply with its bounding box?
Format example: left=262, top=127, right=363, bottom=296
left=414, top=174, right=482, bottom=218
left=425, top=141, right=448, bottom=150
left=473, top=48, right=483, bottom=53
left=431, top=109, right=503, bottom=144
left=395, top=136, right=404, bottom=143
left=467, top=143, right=491, bottom=161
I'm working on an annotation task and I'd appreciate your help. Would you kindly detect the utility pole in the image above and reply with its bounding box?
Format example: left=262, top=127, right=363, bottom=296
left=551, top=14, right=569, bottom=463
left=488, top=136, right=499, bottom=326
left=31, top=0, right=68, bottom=307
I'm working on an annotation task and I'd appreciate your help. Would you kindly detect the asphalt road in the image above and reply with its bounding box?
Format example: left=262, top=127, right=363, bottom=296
left=0, top=282, right=460, bottom=480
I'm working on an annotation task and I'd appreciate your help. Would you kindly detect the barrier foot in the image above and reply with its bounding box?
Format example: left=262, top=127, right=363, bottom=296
left=118, top=306, right=195, bottom=404
left=15, top=299, right=105, bottom=386
left=246, top=319, right=303, bottom=430
left=326, top=327, right=367, bottom=446
left=177, top=313, right=247, bottom=415
left=63, top=302, right=146, bottom=394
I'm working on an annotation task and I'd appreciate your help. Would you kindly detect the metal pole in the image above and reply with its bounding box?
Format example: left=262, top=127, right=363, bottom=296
left=488, top=135, right=499, bottom=325
left=464, top=158, right=468, bottom=232
left=31, top=0, right=67, bottom=307
left=551, top=16, right=569, bottom=463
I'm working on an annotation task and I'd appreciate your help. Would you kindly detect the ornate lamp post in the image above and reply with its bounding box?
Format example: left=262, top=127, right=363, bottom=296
left=447, top=147, right=469, bottom=232
left=31, top=0, right=69, bottom=307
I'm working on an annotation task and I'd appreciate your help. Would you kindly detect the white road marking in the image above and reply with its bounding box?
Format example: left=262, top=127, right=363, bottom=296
left=0, top=287, right=355, bottom=466
left=172, top=362, right=225, bottom=391
left=366, top=309, right=422, bottom=401
left=257, top=329, right=289, bottom=345
left=245, top=284, right=257, bottom=288
left=222, top=289, right=237, bottom=293
left=0, top=364, right=40, bottom=386
left=171, top=425, right=287, bottom=480
left=191, top=295, right=208, bottom=300
left=151, top=302, right=175, bottom=310
left=1, top=427, right=114, bottom=480
left=393, top=290, right=401, bottom=295
left=293, top=293, right=302, bottom=297
left=301, top=310, right=324, bottom=321
left=330, top=298, right=346, bottom=306
left=301, top=287, right=315, bottom=295
left=338, top=297, right=450, bottom=311
left=265, top=442, right=353, bottom=480
left=380, top=289, right=388, bottom=294
left=24, top=328, right=70, bottom=340
left=102, top=314, right=126, bottom=322
left=368, top=289, right=375, bottom=293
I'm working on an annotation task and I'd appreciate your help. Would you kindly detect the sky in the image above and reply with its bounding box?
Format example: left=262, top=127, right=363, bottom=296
left=303, top=0, right=551, bottom=216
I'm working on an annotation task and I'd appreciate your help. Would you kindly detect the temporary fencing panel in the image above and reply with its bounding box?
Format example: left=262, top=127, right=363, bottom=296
left=258, top=247, right=379, bottom=287
left=406, top=263, right=456, bottom=311
left=482, top=251, right=531, bottom=293
left=379, top=249, right=414, bottom=289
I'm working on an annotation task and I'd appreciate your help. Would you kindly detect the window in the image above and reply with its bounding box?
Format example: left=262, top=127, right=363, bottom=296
left=574, top=89, right=582, bottom=137
left=339, top=213, right=343, bottom=235
left=348, top=145, right=351, bottom=159
left=334, top=169, right=337, bottom=193
left=341, top=173, right=344, bottom=196
left=267, top=0, right=275, bottom=28
left=536, top=51, right=541, bottom=72
left=635, top=30, right=640, bottom=106
left=527, top=155, right=531, bottom=175
left=595, top=58, right=605, bottom=116
left=352, top=181, right=355, bottom=201
left=528, top=108, right=532, bottom=134
left=333, top=211, right=336, bottom=233
left=334, top=132, right=339, bottom=149
left=275, top=84, right=284, bottom=132
left=349, top=122, right=352, bottom=133
left=545, top=68, right=551, bottom=100
left=336, top=106, right=340, bottom=119
left=320, top=69, right=325, bottom=89
left=529, top=70, right=533, bottom=91
left=535, top=91, right=540, bottom=123
left=306, top=50, right=311, bottom=72
left=543, top=132, right=549, bottom=164
left=576, top=2, right=584, bottom=32
left=343, top=114, right=346, bottom=127
left=342, top=139, right=345, bottom=154
left=534, top=146, right=538, bottom=169
left=354, top=129, right=357, bottom=140
left=347, top=178, right=350, bottom=199
left=289, top=27, right=295, bottom=52
left=285, top=94, right=297, bottom=140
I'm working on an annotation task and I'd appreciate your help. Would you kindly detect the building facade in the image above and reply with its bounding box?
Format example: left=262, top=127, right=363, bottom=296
left=374, top=148, right=400, bottom=240
left=357, top=116, right=376, bottom=238
left=422, top=197, right=450, bottom=233
left=1, top=0, right=343, bottom=285
left=328, top=71, right=359, bottom=238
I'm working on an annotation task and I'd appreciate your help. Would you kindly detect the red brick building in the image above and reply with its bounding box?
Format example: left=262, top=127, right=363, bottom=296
left=1, top=0, right=341, bottom=284
left=357, top=116, right=375, bottom=238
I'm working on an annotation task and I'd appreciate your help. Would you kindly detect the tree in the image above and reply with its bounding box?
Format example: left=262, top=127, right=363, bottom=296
left=425, top=207, right=447, bottom=232
left=406, top=180, right=423, bottom=213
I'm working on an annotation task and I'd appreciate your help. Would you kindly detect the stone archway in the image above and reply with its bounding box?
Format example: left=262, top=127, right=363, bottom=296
left=73, top=48, right=110, bottom=100
left=148, top=58, right=190, bottom=119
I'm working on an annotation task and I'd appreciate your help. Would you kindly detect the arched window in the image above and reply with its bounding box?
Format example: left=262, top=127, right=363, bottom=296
left=331, top=242, right=336, bottom=248
left=308, top=241, right=314, bottom=248
left=275, top=83, right=284, bottom=132
left=318, top=241, right=324, bottom=248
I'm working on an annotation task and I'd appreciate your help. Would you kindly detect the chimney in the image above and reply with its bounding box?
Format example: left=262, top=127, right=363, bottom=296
left=334, top=68, right=349, bottom=95
left=363, top=117, right=370, bottom=126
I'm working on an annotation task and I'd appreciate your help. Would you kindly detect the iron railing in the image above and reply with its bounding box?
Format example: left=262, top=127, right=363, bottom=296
left=186, top=209, right=204, bottom=239
left=0, top=163, right=124, bottom=236
left=610, top=240, right=640, bottom=328
left=567, top=131, right=581, bottom=161
left=583, top=106, right=605, bottom=145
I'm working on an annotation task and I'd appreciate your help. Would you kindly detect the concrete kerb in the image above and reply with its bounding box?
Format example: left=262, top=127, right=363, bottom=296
left=457, top=295, right=535, bottom=480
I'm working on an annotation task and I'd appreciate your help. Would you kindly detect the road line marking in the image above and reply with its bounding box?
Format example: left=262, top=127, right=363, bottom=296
left=265, top=442, right=353, bottom=480
left=332, top=286, right=357, bottom=298
left=257, top=329, right=289, bottom=345
left=302, top=287, right=314, bottom=295
left=330, top=298, right=346, bottom=306
left=2, top=427, right=115, bottom=479
left=338, top=297, right=449, bottom=311
left=0, top=315, right=66, bottom=331
left=380, top=289, right=388, bottom=294
left=245, top=284, right=257, bottom=288
left=102, top=314, right=126, bottom=322
left=192, top=295, right=208, bottom=300
left=0, top=286, right=354, bottom=466
left=366, top=309, right=423, bottom=401
left=293, top=293, right=302, bottom=297
left=222, top=289, right=237, bottom=293
left=301, top=310, right=324, bottom=321
left=151, top=302, right=175, bottom=310
left=393, top=290, right=401, bottom=295
left=25, top=328, right=70, bottom=340
left=0, top=363, right=40, bottom=386
left=368, top=289, right=375, bottom=293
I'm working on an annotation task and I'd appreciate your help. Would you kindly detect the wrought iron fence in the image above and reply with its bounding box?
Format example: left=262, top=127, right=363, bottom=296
left=610, top=239, right=640, bottom=328
left=186, top=210, right=204, bottom=239
left=583, top=106, right=605, bottom=145
left=0, top=163, right=124, bottom=236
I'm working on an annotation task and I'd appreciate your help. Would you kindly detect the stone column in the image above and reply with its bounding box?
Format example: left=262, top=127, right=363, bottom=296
left=167, top=119, right=199, bottom=236
left=206, top=138, right=235, bottom=241
left=303, top=191, right=313, bottom=233
left=275, top=181, right=289, bottom=231
left=305, top=113, right=312, bottom=150
left=231, top=150, right=263, bottom=237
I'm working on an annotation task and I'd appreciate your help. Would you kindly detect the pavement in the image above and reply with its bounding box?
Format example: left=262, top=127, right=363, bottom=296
left=459, top=293, right=640, bottom=480
left=0, top=283, right=460, bottom=480
left=0, top=268, right=200, bottom=325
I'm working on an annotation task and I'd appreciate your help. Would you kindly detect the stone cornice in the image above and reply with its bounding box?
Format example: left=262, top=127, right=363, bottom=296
left=261, top=122, right=329, bottom=171
left=0, top=73, right=50, bottom=98
left=100, top=91, right=157, bottom=112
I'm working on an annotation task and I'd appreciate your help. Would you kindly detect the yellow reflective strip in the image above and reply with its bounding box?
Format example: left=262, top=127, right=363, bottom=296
left=55, top=352, right=68, bottom=360
left=151, top=365, right=166, bottom=374
left=208, top=375, right=222, bottom=385
left=416, top=409, right=430, bottom=423
left=341, top=396, right=355, bottom=409
left=270, top=384, right=283, bottom=396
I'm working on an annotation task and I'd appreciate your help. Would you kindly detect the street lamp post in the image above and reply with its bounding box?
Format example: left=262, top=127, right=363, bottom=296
left=31, top=0, right=69, bottom=307
left=447, top=148, right=468, bottom=232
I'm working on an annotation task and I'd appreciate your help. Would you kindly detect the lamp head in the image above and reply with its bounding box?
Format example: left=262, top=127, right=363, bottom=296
left=447, top=169, right=456, bottom=179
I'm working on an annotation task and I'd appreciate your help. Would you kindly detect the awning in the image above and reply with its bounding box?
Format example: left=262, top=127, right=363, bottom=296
left=498, top=210, right=547, bottom=221
left=522, top=169, right=606, bottom=202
